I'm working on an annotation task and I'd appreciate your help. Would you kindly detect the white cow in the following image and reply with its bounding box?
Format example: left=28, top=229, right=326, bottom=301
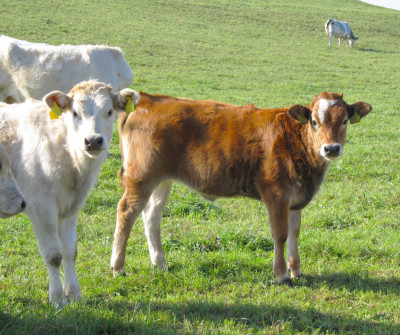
left=0, top=81, right=140, bottom=307
left=325, top=19, right=358, bottom=47
left=0, top=143, right=25, bottom=218
left=0, top=35, right=134, bottom=103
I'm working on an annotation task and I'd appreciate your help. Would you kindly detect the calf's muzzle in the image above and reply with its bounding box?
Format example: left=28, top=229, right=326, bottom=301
left=84, top=135, right=104, bottom=151
left=322, top=143, right=342, bottom=158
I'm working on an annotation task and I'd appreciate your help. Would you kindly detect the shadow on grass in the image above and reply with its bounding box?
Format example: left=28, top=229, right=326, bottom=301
left=1, top=270, right=398, bottom=334
left=357, top=48, right=397, bottom=54
left=1, top=298, right=398, bottom=335
left=299, top=271, right=400, bottom=295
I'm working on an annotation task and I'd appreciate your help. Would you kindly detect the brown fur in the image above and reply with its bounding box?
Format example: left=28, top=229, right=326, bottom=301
left=111, top=91, right=371, bottom=284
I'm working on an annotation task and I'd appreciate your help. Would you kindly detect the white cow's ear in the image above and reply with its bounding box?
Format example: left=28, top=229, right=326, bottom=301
left=113, top=89, right=140, bottom=111
left=43, top=91, right=72, bottom=110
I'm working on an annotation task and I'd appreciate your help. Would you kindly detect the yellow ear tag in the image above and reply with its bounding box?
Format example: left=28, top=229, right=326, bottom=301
left=49, top=101, right=62, bottom=120
left=125, top=96, right=136, bottom=114
left=349, top=112, right=360, bottom=124
left=298, top=114, right=308, bottom=124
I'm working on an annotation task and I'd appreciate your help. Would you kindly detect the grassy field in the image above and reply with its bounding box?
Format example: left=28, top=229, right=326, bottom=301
left=1, top=0, right=399, bottom=334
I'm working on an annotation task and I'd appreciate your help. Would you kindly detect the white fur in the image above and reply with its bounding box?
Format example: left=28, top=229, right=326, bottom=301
left=0, top=144, right=25, bottom=218
left=0, top=81, right=137, bottom=307
left=318, top=99, right=337, bottom=123
left=0, top=35, right=133, bottom=103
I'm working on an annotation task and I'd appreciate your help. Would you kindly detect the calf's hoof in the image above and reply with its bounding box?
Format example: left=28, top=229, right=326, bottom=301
left=152, top=262, right=168, bottom=271
left=278, top=278, right=293, bottom=287
left=66, top=293, right=82, bottom=302
left=289, top=269, right=303, bottom=279
left=111, top=266, right=126, bottom=278
left=50, top=296, right=68, bottom=309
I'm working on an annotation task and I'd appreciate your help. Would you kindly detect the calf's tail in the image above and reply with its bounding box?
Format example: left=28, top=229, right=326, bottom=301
left=118, top=113, right=129, bottom=190
left=325, top=19, right=333, bottom=35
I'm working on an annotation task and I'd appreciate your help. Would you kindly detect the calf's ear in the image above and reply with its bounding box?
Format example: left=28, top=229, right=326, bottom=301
left=43, top=91, right=72, bottom=110
left=113, top=89, right=140, bottom=112
left=287, top=105, right=311, bottom=124
left=349, top=101, right=372, bottom=124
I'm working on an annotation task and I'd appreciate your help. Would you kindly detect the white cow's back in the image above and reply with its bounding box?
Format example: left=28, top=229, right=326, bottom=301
left=0, top=35, right=133, bottom=102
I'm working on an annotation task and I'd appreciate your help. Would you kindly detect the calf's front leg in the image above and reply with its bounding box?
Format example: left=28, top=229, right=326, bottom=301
left=263, top=196, right=292, bottom=286
left=59, top=214, right=81, bottom=301
left=29, top=207, right=66, bottom=307
left=287, top=210, right=302, bottom=278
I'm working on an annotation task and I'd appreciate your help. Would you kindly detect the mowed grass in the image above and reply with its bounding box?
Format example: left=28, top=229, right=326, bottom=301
left=0, top=0, right=399, bottom=334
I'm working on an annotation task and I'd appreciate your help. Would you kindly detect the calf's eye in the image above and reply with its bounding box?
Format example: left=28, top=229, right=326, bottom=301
left=108, top=110, right=113, bottom=116
left=312, top=120, right=318, bottom=127
left=343, top=119, right=348, bottom=125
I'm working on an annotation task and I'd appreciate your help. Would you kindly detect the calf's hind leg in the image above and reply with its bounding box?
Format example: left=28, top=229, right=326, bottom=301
left=142, top=180, right=172, bottom=269
left=110, top=181, right=153, bottom=277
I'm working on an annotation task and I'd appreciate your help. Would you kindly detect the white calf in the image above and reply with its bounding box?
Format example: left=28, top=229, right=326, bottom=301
left=325, top=19, right=358, bottom=47
left=0, top=81, right=139, bottom=307
left=0, top=144, right=26, bottom=218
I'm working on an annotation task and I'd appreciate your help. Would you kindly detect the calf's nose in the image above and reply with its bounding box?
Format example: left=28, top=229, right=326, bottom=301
left=84, top=135, right=104, bottom=151
left=21, top=200, right=26, bottom=211
left=323, top=143, right=342, bottom=157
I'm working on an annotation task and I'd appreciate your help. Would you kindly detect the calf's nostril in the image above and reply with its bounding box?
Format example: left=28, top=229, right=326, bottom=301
left=97, top=137, right=103, bottom=146
left=21, top=200, right=26, bottom=210
left=84, top=138, right=90, bottom=146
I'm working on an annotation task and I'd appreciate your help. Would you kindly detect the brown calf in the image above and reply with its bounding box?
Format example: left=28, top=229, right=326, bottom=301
left=110, top=91, right=371, bottom=285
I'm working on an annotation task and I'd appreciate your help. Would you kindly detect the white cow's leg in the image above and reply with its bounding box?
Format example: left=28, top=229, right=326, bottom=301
left=28, top=207, right=66, bottom=307
left=338, top=38, right=341, bottom=47
left=328, top=35, right=332, bottom=46
left=59, top=214, right=81, bottom=301
left=346, top=39, right=349, bottom=47
left=142, top=180, right=172, bottom=269
left=287, top=210, right=302, bottom=278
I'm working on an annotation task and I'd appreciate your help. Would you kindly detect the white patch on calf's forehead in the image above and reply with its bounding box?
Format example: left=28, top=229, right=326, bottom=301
left=317, top=99, right=338, bottom=123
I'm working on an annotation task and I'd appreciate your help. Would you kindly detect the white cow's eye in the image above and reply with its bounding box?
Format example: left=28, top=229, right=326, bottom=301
left=108, top=110, right=113, bottom=117
left=72, top=110, right=78, bottom=118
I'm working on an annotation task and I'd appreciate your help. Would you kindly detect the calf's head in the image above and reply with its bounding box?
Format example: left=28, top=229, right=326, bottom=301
left=349, top=37, right=358, bottom=48
left=43, top=81, right=139, bottom=157
left=0, top=145, right=26, bottom=218
left=288, top=92, right=371, bottom=161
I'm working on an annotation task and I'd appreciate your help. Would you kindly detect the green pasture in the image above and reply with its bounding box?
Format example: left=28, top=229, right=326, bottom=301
left=1, top=0, right=399, bottom=334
